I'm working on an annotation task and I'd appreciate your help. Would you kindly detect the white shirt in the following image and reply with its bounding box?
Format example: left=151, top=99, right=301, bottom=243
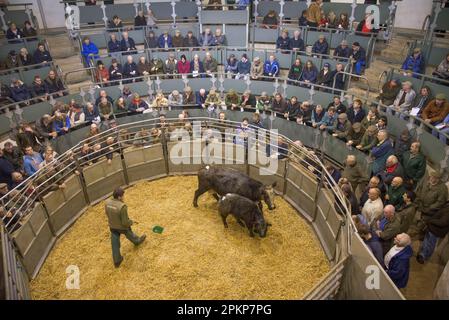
left=384, top=245, right=405, bottom=269
left=362, top=198, right=384, bottom=225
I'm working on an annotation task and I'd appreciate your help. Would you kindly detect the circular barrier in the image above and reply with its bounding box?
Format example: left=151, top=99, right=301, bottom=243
left=1, top=114, right=404, bottom=300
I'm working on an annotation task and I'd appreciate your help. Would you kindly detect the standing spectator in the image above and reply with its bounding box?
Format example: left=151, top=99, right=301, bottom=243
left=342, top=154, right=369, bottom=192
left=402, top=142, right=426, bottom=188
left=288, top=58, right=303, bottom=82
left=172, top=30, right=184, bottom=48
left=177, top=55, right=191, bottom=75
left=374, top=205, right=402, bottom=255
left=22, top=21, right=37, bottom=39
left=361, top=109, right=379, bottom=130
left=134, top=10, right=147, bottom=27
left=397, top=191, right=417, bottom=234
left=262, top=10, right=279, bottom=29
left=276, top=30, right=291, bottom=52
left=52, top=111, right=71, bottom=136
left=312, top=35, right=329, bottom=56
left=69, top=104, right=86, bottom=127
left=422, top=94, right=449, bottom=125
left=168, top=90, right=183, bottom=109
left=385, top=177, right=406, bottom=210
left=95, top=61, right=109, bottom=84
left=357, top=224, right=384, bottom=264
left=306, top=0, right=323, bottom=28
left=123, top=55, right=138, bottom=80
left=416, top=171, right=448, bottom=227
left=333, top=40, right=351, bottom=59
left=35, top=114, right=56, bottom=142
left=225, top=89, right=241, bottom=110
left=388, top=81, right=416, bottom=115
left=84, top=102, right=100, bottom=124
left=45, top=70, right=65, bottom=97
left=332, top=63, right=346, bottom=91
left=371, top=130, right=394, bottom=176
left=235, top=54, right=251, bottom=80
left=349, top=42, right=366, bottom=76
left=212, top=28, right=226, bottom=46
left=146, top=9, right=158, bottom=29
left=290, top=30, right=305, bottom=52
left=6, top=22, right=24, bottom=42
left=300, top=60, right=318, bottom=85
left=393, top=129, right=413, bottom=162
left=298, top=10, right=308, bottom=27
left=380, top=155, right=405, bottom=186
left=360, top=176, right=383, bottom=208
left=182, top=87, right=195, bottom=106
left=284, top=96, right=301, bottom=121
left=250, top=57, right=263, bottom=80
left=196, top=88, right=208, bottom=109
left=158, top=31, right=173, bottom=50
left=120, top=31, right=137, bottom=54
left=23, top=145, right=43, bottom=176
left=81, top=37, right=99, bottom=67
left=98, top=97, right=113, bottom=120
left=346, top=123, right=365, bottom=148
left=240, top=90, right=256, bottom=110
left=402, top=48, right=425, bottom=78
left=271, top=93, right=288, bottom=114
left=319, top=106, right=338, bottom=132
left=33, top=42, right=52, bottom=64
left=0, top=150, right=14, bottom=187
left=332, top=113, right=351, bottom=141
left=2, top=142, right=23, bottom=173
left=384, top=233, right=413, bottom=289
left=184, top=30, right=199, bottom=48
left=199, top=28, right=214, bottom=47
left=203, top=52, right=218, bottom=77
left=362, top=187, right=384, bottom=226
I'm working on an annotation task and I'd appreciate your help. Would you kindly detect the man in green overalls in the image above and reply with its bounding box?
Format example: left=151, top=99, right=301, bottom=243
left=105, top=187, right=146, bottom=268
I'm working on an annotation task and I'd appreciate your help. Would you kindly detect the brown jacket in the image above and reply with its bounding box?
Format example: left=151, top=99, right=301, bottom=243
left=421, top=99, right=449, bottom=124
left=306, top=2, right=322, bottom=24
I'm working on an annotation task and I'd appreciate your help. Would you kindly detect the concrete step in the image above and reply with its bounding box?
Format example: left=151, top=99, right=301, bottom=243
left=67, top=79, right=94, bottom=93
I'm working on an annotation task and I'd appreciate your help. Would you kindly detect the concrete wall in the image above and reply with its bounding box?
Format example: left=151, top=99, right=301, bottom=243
left=394, top=0, right=433, bottom=30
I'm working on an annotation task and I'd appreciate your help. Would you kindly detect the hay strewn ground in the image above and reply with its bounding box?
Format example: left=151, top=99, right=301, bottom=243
left=30, top=176, right=329, bottom=300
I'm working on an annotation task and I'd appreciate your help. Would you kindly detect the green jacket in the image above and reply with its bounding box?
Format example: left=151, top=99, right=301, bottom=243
left=401, top=151, right=426, bottom=183
left=342, top=164, right=369, bottom=190
left=397, top=203, right=416, bottom=233
left=379, top=215, right=401, bottom=241
left=225, top=94, right=241, bottom=106
left=417, top=181, right=449, bottom=214
left=333, top=120, right=352, bottom=139
left=105, top=198, right=133, bottom=231
left=203, top=57, right=218, bottom=72
left=358, top=132, right=378, bottom=152
left=386, top=184, right=405, bottom=210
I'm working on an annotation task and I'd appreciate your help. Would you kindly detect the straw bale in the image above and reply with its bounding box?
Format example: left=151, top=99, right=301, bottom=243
left=31, top=176, right=329, bottom=299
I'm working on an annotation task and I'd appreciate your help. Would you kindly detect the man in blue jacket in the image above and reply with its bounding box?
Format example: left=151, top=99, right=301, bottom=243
left=350, top=42, right=366, bottom=75
left=33, top=42, right=53, bottom=64
left=312, top=35, right=329, bottom=56
left=276, top=30, right=291, bottom=52
left=158, top=31, right=173, bottom=50
left=81, top=37, right=99, bottom=67
left=196, top=88, right=208, bottom=108
left=384, top=233, right=413, bottom=289
left=10, top=80, right=32, bottom=103
left=108, top=33, right=122, bottom=60
left=263, top=55, right=280, bottom=78
left=120, top=31, right=137, bottom=54
left=402, top=48, right=425, bottom=78
left=236, top=54, right=251, bottom=79
left=333, top=40, right=351, bottom=60
left=23, top=146, right=43, bottom=177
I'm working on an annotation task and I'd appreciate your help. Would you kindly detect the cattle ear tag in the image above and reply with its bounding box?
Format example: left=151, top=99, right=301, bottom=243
left=152, top=225, right=164, bottom=234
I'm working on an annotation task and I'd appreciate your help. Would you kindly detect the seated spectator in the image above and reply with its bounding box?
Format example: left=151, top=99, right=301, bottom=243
left=184, top=30, right=199, bottom=48
left=151, top=92, right=169, bottom=110
left=203, top=52, right=218, bottom=77
left=225, top=89, right=241, bottom=110
left=196, top=88, right=208, bottom=109
left=149, top=57, right=164, bottom=75
left=250, top=57, right=263, bottom=80
left=319, top=106, right=337, bottom=132
left=108, top=34, right=122, bottom=59
left=285, top=96, right=301, bottom=121
left=182, top=86, right=195, bottom=106
left=333, top=40, right=351, bottom=59
left=134, top=10, right=147, bottom=27
left=290, top=30, right=305, bottom=52
left=98, top=97, right=113, bottom=120
left=33, top=42, right=52, bottom=64
left=199, top=28, right=214, bottom=47
left=386, top=177, right=406, bottom=210
left=114, top=96, right=128, bottom=114
left=19, top=48, right=34, bottom=66
left=172, top=30, right=184, bottom=48
left=23, top=145, right=43, bottom=176
left=173, top=55, right=189, bottom=77
left=146, top=9, right=158, bottom=29
left=158, top=31, right=173, bottom=50
left=374, top=205, right=402, bottom=255
left=346, top=99, right=365, bottom=124
left=312, top=35, right=329, bottom=56
left=422, top=94, right=449, bottom=125
left=362, top=187, right=384, bottom=226
left=168, top=90, right=183, bottom=109
left=376, top=115, right=388, bottom=131
left=388, top=81, right=416, bottom=115
left=69, top=104, right=85, bottom=127
left=332, top=63, right=346, bottom=91
left=262, top=10, right=279, bottom=29
left=358, top=224, right=384, bottom=264
left=2, top=142, right=23, bottom=172
left=137, top=56, right=150, bottom=77
left=205, top=89, right=222, bottom=114
left=22, top=21, right=37, bottom=39
left=298, top=9, right=308, bottom=27
left=52, top=111, right=70, bottom=136
left=5, top=50, right=21, bottom=69
left=10, top=79, right=31, bottom=103
left=384, top=233, right=413, bottom=289
left=240, top=90, right=256, bottom=110
left=108, top=15, right=123, bottom=30
left=433, top=53, right=449, bottom=81
left=120, top=31, right=137, bottom=53
left=401, top=141, right=426, bottom=188
left=224, top=54, right=238, bottom=76
left=129, top=93, right=149, bottom=113
left=349, top=42, right=366, bottom=76
left=361, top=109, right=379, bottom=130
left=393, top=129, right=412, bottom=162
left=300, top=60, right=318, bottom=85
left=164, top=54, right=178, bottom=76
left=288, top=58, right=303, bottom=82
left=311, top=104, right=325, bottom=127
left=190, top=54, right=205, bottom=78
left=45, top=70, right=65, bottom=97
left=346, top=122, right=365, bottom=147
left=276, top=30, right=291, bottom=52
left=6, top=22, right=24, bottom=42
left=95, top=61, right=109, bottom=84
left=317, top=63, right=333, bottom=89
left=337, top=13, right=350, bottom=30
left=401, top=48, right=425, bottom=78
left=146, top=31, right=158, bottom=49
left=332, top=113, right=351, bottom=141
left=378, top=79, right=400, bottom=106
left=212, top=28, right=226, bottom=46
left=235, top=54, right=251, bottom=80
left=272, top=93, right=288, bottom=114
left=371, top=130, right=394, bottom=176
left=397, top=190, right=417, bottom=234
left=81, top=37, right=99, bottom=67
left=409, top=86, right=432, bottom=117
left=108, top=58, right=123, bottom=84
left=84, top=102, right=100, bottom=124
left=123, top=55, right=138, bottom=79
left=434, top=113, right=449, bottom=144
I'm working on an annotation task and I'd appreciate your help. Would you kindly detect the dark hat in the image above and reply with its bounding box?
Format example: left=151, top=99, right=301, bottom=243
left=242, top=53, right=248, bottom=59
left=9, top=50, right=16, bottom=55
left=324, top=62, right=330, bottom=68
left=353, top=42, right=360, bottom=46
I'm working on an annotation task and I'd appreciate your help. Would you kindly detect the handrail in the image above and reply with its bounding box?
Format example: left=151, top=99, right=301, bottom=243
left=63, top=66, right=96, bottom=85
left=422, top=14, right=431, bottom=32
left=389, top=67, right=449, bottom=86
left=377, top=70, right=388, bottom=92
left=0, top=62, right=56, bottom=77
left=332, top=71, right=371, bottom=99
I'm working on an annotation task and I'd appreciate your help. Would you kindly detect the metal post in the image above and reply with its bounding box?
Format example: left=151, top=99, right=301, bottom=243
left=279, top=0, right=285, bottom=27
left=349, top=0, right=357, bottom=32
left=101, top=3, right=108, bottom=28
left=73, top=155, right=91, bottom=205
left=196, top=0, right=203, bottom=34
left=0, top=9, right=7, bottom=32
left=171, top=0, right=177, bottom=28
left=252, top=0, right=259, bottom=49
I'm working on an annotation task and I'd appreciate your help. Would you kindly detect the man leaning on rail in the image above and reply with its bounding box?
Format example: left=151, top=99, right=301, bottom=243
left=105, top=187, right=146, bottom=268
